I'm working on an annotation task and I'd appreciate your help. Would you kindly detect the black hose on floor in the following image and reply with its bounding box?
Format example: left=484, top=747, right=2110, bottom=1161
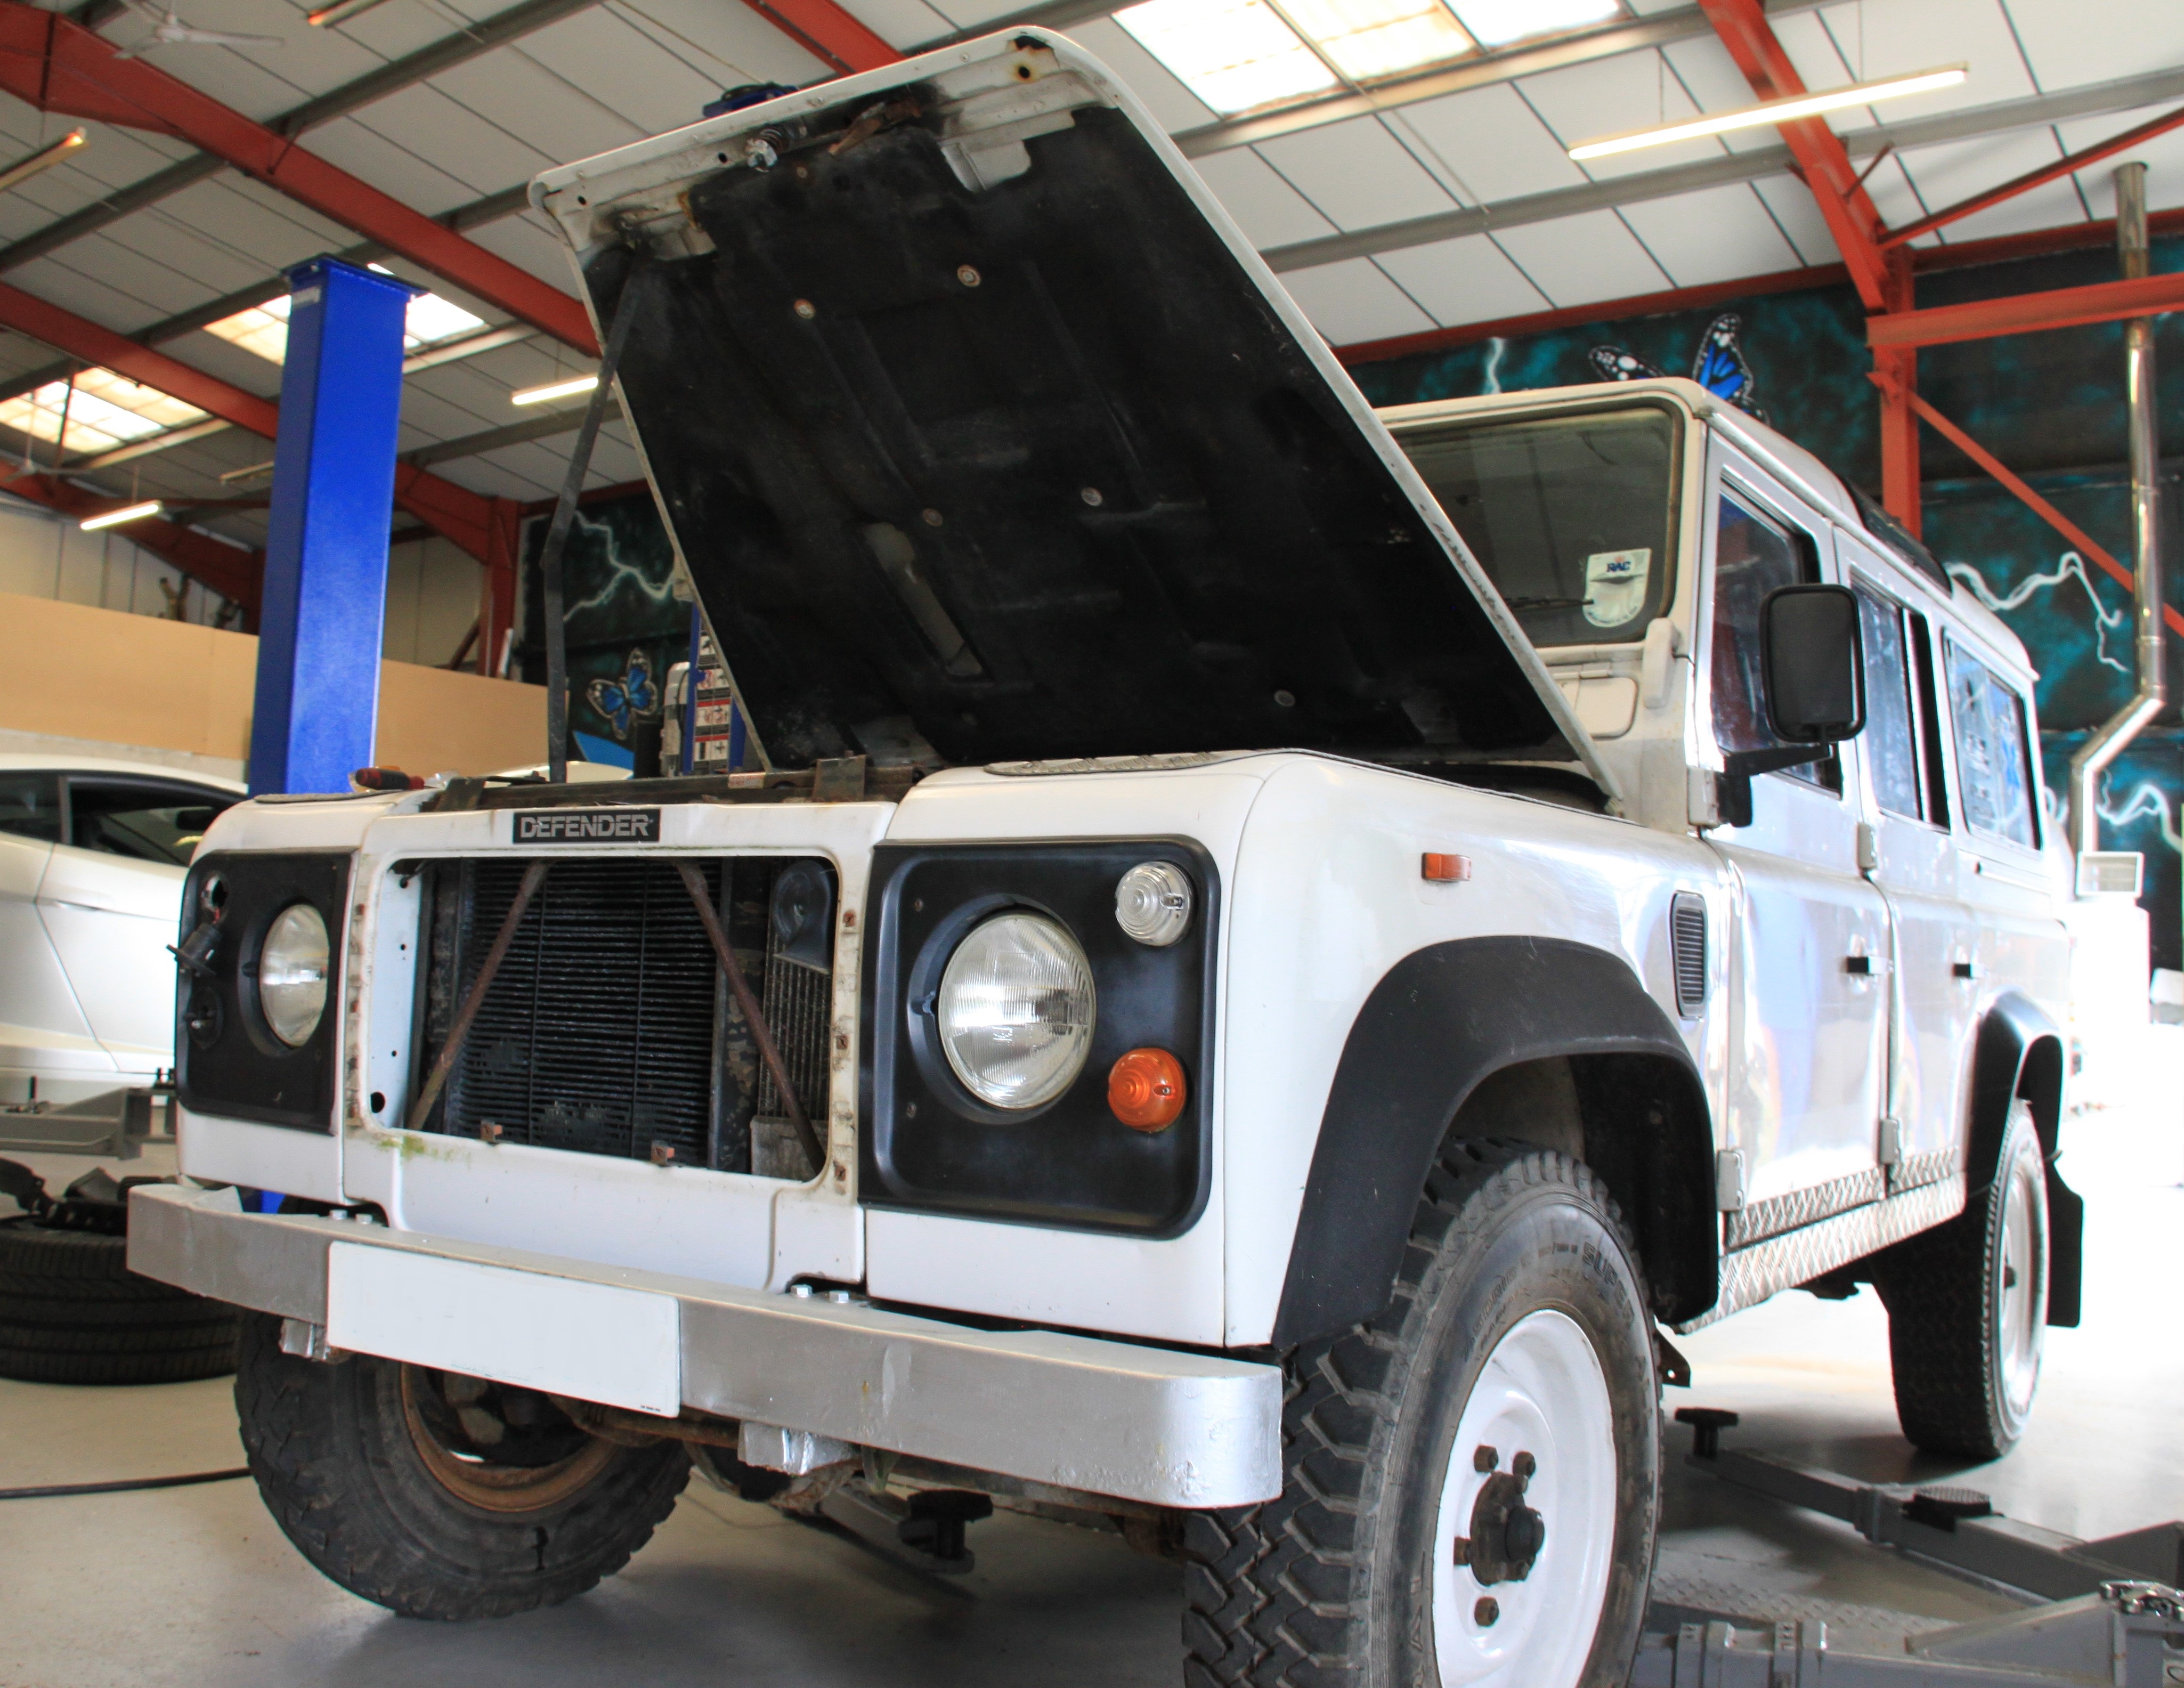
left=0, top=1467, right=249, bottom=1500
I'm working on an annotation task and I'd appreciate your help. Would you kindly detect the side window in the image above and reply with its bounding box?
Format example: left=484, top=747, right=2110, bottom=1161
left=1710, top=490, right=1838, bottom=791
left=0, top=772, right=61, bottom=843
left=1853, top=581, right=1924, bottom=821
left=65, top=780, right=234, bottom=867
left=1942, top=640, right=2039, bottom=849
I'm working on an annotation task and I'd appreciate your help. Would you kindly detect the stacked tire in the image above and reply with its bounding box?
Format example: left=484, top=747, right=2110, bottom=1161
left=0, top=1216, right=239, bottom=1385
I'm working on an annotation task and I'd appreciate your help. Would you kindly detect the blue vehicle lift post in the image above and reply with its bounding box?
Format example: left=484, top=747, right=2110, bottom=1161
left=246, top=257, right=412, bottom=796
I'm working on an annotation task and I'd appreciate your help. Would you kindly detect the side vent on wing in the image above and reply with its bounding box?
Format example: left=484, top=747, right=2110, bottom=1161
left=1670, top=892, right=1708, bottom=1018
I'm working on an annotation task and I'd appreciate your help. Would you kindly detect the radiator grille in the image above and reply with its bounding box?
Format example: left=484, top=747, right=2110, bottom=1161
left=418, top=855, right=832, bottom=1172
left=1670, top=891, right=1708, bottom=1018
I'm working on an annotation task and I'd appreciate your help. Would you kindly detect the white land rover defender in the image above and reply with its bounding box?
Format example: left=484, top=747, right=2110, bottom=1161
left=131, top=31, right=2078, bottom=1688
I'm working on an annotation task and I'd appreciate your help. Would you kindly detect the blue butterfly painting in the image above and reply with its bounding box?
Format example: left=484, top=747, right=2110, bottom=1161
left=585, top=648, right=659, bottom=741
left=1588, top=312, right=1766, bottom=421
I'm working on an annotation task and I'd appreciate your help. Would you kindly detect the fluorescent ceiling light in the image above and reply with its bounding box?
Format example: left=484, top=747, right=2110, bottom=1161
left=1450, top=0, right=1617, bottom=48
left=1569, top=64, right=1967, bottom=160
left=1115, top=0, right=1338, bottom=116
left=0, top=129, right=86, bottom=199
left=512, top=373, right=600, bottom=407
left=1277, top=0, right=1474, bottom=83
left=80, top=500, right=163, bottom=532
left=202, top=283, right=486, bottom=367
left=0, top=369, right=208, bottom=456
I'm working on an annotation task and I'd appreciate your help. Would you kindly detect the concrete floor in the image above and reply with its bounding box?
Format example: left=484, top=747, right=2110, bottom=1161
left=3, top=1060, right=2177, bottom=1687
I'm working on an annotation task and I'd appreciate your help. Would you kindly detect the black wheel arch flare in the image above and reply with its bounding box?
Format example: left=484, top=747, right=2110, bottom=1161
left=1270, top=936, right=1718, bottom=1347
left=1967, top=991, right=2080, bottom=1328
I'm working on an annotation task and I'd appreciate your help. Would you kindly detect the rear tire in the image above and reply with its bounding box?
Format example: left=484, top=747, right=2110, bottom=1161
left=233, top=1312, right=690, bottom=1620
left=1877, top=1100, right=2048, bottom=1460
left=0, top=1216, right=238, bottom=1386
left=1184, top=1141, right=1659, bottom=1688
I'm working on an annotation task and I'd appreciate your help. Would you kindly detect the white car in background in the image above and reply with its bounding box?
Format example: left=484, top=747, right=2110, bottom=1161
left=0, top=756, right=242, bottom=1105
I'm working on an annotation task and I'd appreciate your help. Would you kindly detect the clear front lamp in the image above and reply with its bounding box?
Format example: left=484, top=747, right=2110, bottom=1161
left=1115, top=861, right=1192, bottom=947
left=259, top=902, right=330, bottom=1047
left=936, top=912, right=1096, bottom=1109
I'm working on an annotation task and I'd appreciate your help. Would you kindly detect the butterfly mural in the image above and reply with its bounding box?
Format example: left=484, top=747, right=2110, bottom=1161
left=584, top=648, right=660, bottom=741
left=1588, top=312, right=1766, bottom=421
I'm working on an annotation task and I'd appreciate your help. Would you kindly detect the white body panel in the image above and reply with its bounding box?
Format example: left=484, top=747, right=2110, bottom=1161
left=171, top=387, right=2071, bottom=1366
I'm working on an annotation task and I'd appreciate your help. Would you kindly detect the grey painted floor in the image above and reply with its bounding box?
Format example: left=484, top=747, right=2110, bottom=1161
left=3, top=1073, right=2177, bottom=1687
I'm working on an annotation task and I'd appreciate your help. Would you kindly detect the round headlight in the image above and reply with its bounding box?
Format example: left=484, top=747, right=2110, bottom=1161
left=1115, top=861, right=1192, bottom=947
left=936, top=912, right=1095, bottom=1110
left=259, top=903, right=329, bottom=1048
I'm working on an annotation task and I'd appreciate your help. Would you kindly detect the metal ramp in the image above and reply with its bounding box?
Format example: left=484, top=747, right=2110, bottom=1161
left=1635, top=1409, right=2184, bottom=1688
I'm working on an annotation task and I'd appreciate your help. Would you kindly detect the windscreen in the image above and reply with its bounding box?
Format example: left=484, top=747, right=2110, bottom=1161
left=1395, top=408, right=1679, bottom=648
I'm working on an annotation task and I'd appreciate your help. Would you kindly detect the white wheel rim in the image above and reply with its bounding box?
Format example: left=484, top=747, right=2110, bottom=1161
left=1430, top=1309, right=1617, bottom=1688
left=1996, top=1145, right=2047, bottom=1420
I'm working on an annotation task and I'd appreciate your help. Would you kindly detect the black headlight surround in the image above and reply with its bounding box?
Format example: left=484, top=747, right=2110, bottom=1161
left=176, top=850, right=352, bottom=1132
left=860, top=840, right=1218, bottom=1238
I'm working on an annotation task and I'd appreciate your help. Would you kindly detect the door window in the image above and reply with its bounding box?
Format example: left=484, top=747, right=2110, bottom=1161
left=1942, top=640, right=2039, bottom=849
left=0, top=772, right=61, bottom=843
left=1853, top=582, right=1924, bottom=821
left=65, top=780, right=234, bottom=866
left=1710, top=490, right=1837, bottom=790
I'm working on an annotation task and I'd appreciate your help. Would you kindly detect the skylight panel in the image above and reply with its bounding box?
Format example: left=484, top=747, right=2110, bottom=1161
left=1449, top=0, right=1620, bottom=48
left=402, top=289, right=487, bottom=348
left=1115, top=0, right=1341, bottom=116
left=1281, top=0, right=1475, bottom=83
left=0, top=370, right=208, bottom=456
left=201, top=285, right=488, bottom=366
left=201, top=301, right=290, bottom=363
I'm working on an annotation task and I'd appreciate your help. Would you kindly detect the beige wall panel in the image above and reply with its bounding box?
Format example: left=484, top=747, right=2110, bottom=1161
left=0, top=592, right=544, bottom=778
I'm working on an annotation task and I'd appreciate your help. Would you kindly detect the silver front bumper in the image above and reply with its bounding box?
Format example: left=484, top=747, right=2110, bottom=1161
left=128, top=1184, right=1280, bottom=1508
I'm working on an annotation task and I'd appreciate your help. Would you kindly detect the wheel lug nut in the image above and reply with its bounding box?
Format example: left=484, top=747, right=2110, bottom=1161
left=1512, top=1450, right=1536, bottom=1480
left=1473, top=1444, right=1498, bottom=1473
left=1475, top=1596, right=1500, bottom=1627
left=1451, top=1533, right=1471, bottom=1564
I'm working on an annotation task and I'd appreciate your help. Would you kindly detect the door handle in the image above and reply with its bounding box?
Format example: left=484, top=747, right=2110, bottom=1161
left=1844, top=954, right=1890, bottom=976
left=1952, top=959, right=1979, bottom=981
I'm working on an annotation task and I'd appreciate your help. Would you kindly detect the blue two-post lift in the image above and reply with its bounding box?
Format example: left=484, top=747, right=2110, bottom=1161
left=246, top=257, right=413, bottom=796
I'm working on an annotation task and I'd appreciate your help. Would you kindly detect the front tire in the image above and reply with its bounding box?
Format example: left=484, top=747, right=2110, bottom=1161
left=233, top=1312, right=690, bottom=1620
left=1877, top=1099, right=2048, bottom=1460
left=1185, top=1142, right=1659, bottom=1688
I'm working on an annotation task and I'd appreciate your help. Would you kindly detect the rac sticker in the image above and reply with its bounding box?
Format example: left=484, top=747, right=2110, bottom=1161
left=512, top=808, right=663, bottom=844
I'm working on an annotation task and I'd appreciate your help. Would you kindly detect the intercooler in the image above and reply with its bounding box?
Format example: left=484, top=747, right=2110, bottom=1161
left=412, top=854, right=834, bottom=1176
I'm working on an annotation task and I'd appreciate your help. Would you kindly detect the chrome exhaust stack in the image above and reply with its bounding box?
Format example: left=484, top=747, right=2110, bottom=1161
left=2067, top=160, right=2167, bottom=882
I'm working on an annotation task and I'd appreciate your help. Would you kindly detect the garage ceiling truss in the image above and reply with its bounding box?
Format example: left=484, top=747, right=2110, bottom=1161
left=0, top=0, right=598, bottom=352
left=0, top=277, right=524, bottom=652
left=4, top=470, right=263, bottom=615
left=0, top=183, right=532, bottom=411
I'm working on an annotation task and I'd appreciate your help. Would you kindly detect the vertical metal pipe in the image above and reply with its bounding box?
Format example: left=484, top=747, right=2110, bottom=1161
left=539, top=257, right=646, bottom=784
left=2067, top=162, right=2166, bottom=867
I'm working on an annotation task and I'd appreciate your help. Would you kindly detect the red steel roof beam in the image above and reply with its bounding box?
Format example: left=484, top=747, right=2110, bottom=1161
left=0, top=278, right=510, bottom=566
left=1867, top=269, right=2184, bottom=348
left=739, top=0, right=899, bottom=74
left=1697, top=0, right=1893, bottom=311
left=3, top=471, right=264, bottom=620
left=0, top=1, right=596, bottom=353
left=1876, top=375, right=2184, bottom=640
left=1880, top=102, right=2184, bottom=251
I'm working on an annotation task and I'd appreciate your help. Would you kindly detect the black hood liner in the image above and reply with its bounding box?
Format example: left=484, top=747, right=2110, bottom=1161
left=587, top=100, right=1570, bottom=769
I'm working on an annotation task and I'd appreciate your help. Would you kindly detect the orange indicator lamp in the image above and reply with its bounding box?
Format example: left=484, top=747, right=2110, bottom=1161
left=1108, top=1048, right=1187, bottom=1133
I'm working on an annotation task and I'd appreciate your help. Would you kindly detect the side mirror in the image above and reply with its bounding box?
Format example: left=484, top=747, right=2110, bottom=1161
left=1709, top=584, right=1866, bottom=829
left=1760, top=583, right=1864, bottom=743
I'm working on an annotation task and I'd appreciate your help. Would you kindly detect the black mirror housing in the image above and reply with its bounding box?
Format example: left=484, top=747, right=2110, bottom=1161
left=1760, top=583, right=1865, bottom=744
